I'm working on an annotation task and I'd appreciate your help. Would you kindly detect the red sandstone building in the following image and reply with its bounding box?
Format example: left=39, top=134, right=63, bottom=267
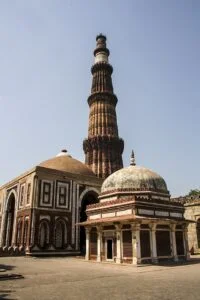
left=0, top=150, right=102, bottom=255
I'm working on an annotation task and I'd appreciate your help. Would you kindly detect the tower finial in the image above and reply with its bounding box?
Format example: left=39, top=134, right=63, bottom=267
left=130, top=150, right=136, bottom=166
left=96, top=33, right=107, bottom=41
left=94, top=33, right=109, bottom=63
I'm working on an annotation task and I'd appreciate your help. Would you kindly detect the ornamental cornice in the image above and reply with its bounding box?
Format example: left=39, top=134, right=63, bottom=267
left=86, top=195, right=184, bottom=212
left=93, top=47, right=110, bottom=57
left=100, top=187, right=170, bottom=198
left=87, top=197, right=134, bottom=210
left=87, top=92, right=118, bottom=106
left=91, top=62, right=113, bottom=74
left=171, top=196, right=200, bottom=205
left=83, top=136, right=124, bottom=152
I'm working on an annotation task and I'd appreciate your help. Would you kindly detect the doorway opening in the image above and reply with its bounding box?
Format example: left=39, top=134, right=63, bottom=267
left=156, top=229, right=171, bottom=256
left=176, top=231, right=184, bottom=255
left=4, top=193, right=16, bottom=247
left=106, top=239, right=113, bottom=260
left=140, top=230, right=151, bottom=258
left=80, top=191, right=98, bottom=254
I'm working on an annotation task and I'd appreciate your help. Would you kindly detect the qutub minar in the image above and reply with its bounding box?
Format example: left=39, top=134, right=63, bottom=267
left=83, top=34, right=124, bottom=178
left=0, top=34, right=199, bottom=261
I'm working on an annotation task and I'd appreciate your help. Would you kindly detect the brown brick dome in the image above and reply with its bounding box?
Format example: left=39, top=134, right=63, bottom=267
left=39, top=150, right=95, bottom=176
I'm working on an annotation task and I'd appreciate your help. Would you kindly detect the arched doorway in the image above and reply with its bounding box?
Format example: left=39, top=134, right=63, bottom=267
left=4, top=193, right=16, bottom=247
left=80, top=191, right=98, bottom=254
left=196, top=219, right=200, bottom=249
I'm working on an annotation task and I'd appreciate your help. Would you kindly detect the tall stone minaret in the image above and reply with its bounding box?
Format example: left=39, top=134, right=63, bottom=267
left=83, top=34, right=124, bottom=178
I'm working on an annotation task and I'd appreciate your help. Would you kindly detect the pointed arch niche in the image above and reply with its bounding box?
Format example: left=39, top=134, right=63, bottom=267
left=38, top=220, right=50, bottom=249
left=3, top=192, right=16, bottom=247
left=54, top=218, right=67, bottom=249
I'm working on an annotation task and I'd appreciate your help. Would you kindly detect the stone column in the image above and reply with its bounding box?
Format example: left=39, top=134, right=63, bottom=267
left=5, top=212, right=13, bottom=247
left=131, top=224, right=137, bottom=265
left=12, top=210, right=17, bottom=247
left=85, top=227, right=91, bottom=261
left=0, top=210, right=8, bottom=247
left=183, top=225, right=190, bottom=260
left=170, top=224, right=178, bottom=262
left=115, top=225, right=122, bottom=264
left=150, top=223, right=158, bottom=263
left=30, top=210, right=35, bottom=246
left=97, top=226, right=102, bottom=262
left=132, top=224, right=141, bottom=264
left=30, top=175, right=38, bottom=248
left=14, top=218, right=19, bottom=247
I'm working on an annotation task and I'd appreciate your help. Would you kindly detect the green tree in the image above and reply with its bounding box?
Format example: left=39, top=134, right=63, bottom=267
left=187, top=189, right=200, bottom=197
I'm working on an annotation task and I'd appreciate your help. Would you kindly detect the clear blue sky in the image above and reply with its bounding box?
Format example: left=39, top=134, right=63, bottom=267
left=0, top=0, right=199, bottom=197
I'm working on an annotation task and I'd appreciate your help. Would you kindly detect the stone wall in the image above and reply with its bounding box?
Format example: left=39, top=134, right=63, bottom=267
left=184, top=202, right=200, bottom=253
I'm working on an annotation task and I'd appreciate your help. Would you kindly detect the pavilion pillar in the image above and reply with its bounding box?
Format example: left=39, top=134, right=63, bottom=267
left=115, top=225, right=122, bottom=264
left=170, top=224, right=178, bottom=262
left=132, top=224, right=141, bottom=264
left=85, top=227, right=91, bottom=261
left=150, top=223, right=158, bottom=263
left=183, top=225, right=190, bottom=260
left=97, top=226, right=102, bottom=262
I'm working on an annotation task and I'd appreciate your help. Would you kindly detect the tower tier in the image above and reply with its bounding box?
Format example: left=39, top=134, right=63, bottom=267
left=83, top=35, right=124, bottom=178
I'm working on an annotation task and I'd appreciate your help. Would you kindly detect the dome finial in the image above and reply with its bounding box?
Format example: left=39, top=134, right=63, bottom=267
left=130, top=150, right=136, bottom=166
left=56, top=149, right=71, bottom=157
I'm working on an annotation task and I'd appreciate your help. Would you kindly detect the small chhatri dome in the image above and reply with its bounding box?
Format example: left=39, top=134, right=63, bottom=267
left=39, top=149, right=95, bottom=176
left=101, top=163, right=169, bottom=195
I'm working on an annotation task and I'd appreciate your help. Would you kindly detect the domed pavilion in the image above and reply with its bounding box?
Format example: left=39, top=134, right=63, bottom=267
left=80, top=151, right=191, bottom=264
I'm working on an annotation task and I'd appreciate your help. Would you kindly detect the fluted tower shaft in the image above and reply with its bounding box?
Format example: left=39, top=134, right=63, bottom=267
left=83, top=34, right=124, bottom=178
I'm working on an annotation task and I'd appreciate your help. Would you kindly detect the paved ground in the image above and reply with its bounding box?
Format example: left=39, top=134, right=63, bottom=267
left=0, top=256, right=200, bottom=300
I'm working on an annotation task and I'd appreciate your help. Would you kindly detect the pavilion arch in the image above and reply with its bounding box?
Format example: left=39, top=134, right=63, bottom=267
left=196, top=218, right=200, bottom=249
left=79, top=188, right=99, bottom=254
left=38, top=219, right=50, bottom=249
left=54, top=218, right=67, bottom=249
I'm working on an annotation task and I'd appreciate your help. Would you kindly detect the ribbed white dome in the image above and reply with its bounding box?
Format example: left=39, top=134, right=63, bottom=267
left=101, top=165, right=168, bottom=194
